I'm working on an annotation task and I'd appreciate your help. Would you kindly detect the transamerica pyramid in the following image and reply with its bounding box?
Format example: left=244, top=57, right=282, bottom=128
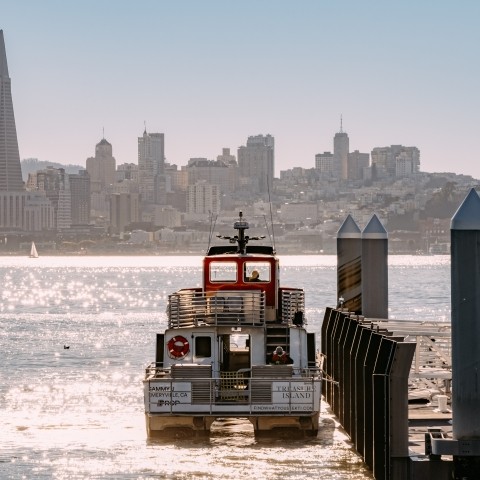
left=0, top=30, right=24, bottom=191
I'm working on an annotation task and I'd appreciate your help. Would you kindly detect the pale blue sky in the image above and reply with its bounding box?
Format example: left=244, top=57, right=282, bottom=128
left=2, top=1, right=480, bottom=177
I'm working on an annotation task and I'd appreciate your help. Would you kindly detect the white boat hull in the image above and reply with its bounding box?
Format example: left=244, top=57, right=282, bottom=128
left=144, top=375, right=322, bottom=436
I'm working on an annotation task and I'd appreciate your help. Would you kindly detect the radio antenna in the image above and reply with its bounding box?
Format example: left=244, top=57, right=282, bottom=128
left=206, top=211, right=218, bottom=254
left=267, top=174, right=276, bottom=253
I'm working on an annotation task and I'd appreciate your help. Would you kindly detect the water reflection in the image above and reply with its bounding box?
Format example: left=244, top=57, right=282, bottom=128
left=0, top=255, right=449, bottom=479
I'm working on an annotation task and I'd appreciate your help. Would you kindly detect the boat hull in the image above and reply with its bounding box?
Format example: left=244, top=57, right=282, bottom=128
left=145, top=412, right=320, bottom=437
left=144, top=376, right=321, bottom=437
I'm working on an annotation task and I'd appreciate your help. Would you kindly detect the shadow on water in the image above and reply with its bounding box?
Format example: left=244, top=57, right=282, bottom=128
left=146, top=416, right=337, bottom=449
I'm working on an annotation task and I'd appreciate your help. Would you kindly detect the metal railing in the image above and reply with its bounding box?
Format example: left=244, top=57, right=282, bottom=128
left=279, top=288, right=305, bottom=324
left=144, top=363, right=322, bottom=381
left=145, top=367, right=322, bottom=414
left=367, top=319, right=452, bottom=394
left=168, top=289, right=265, bottom=328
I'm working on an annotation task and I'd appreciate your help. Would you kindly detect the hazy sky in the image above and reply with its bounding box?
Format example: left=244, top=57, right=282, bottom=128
left=2, top=1, right=480, bottom=178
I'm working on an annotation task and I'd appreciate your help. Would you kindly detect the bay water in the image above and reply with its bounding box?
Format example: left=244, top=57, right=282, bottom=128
left=0, top=255, right=450, bottom=479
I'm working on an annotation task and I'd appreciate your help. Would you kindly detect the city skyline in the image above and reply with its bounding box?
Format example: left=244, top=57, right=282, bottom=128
left=2, top=1, right=480, bottom=178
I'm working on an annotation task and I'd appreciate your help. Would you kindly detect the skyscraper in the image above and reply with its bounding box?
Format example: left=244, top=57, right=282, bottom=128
left=70, top=170, right=91, bottom=225
left=333, top=118, right=349, bottom=180
left=0, top=30, right=32, bottom=231
left=237, top=134, right=274, bottom=194
left=86, top=138, right=116, bottom=194
left=138, top=130, right=165, bottom=204
left=86, top=137, right=116, bottom=220
left=0, top=30, right=23, bottom=192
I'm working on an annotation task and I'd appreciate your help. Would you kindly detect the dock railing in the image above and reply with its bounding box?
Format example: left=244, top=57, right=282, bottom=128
left=371, top=319, right=452, bottom=390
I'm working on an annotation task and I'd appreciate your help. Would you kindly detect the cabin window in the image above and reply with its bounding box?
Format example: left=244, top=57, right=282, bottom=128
left=244, top=262, right=271, bottom=282
left=210, top=262, right=237, bottom=283
left=195, top=336, right=212, bottom=358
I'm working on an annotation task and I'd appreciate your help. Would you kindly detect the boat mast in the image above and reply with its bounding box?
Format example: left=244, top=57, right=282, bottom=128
left=234, top=211, right=249, bottom=254
left=216, top=211, right=265, bottom=254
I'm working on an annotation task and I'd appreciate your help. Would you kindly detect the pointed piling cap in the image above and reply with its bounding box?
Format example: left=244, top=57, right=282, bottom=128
left=362, top=213, right=388, bottom=239
left=451, top=188, right=480, bottom=230
left=0, top=30, right=9, bottom=78
left=337, top=214, right=361, bottom=239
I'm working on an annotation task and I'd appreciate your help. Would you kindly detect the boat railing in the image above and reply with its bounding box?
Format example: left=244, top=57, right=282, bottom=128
left=144, top=366, right=322, bottom=412
left=168, top=289, right=265, bottom=328
left=144, top=362, right=322, bottom=381
left=279, top=288, right=306, bottom=324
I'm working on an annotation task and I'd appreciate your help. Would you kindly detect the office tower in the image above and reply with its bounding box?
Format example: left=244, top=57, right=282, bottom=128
left=86, top=137, right=116, bottom=193
left=69, top=170, right=91, bottom=225
left=0, top=30, right=23, bottom=192
left=138, top=130, right=165, bottom=204
left=237, top=134, right=274, bottom=194
left=86, top=137, right=115, bottom=219
left=333, top=119, right=349, bottom=180
left=0, top=30, right=30, bottom=230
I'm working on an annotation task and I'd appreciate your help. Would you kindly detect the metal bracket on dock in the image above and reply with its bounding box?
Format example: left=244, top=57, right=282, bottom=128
left=431, top=436, right=480, bottom=456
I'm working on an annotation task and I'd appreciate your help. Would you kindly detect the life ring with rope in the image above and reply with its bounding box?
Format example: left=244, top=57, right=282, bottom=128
left=167, top=335, right=190, bottom=359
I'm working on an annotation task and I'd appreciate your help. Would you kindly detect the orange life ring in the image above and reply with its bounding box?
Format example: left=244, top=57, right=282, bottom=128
left=167, top=335, right=190, bottom=359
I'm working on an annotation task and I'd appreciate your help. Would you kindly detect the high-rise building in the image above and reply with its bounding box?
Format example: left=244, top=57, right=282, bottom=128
left=109, top=192, right=140, bottom=234
left=116, top=163, right=139, bottom=183
left=333, top=119, right=349, bottom=180
left=0, top=30, right=23, bottom=192
left=86, top=137, right=116, bottom=221
left=347, top=150, right=370, bottom=181
left=86, top=138, right=116, bottom=193
left=217, top=148, right=237, bottom=167
left=138, top=130, right=165, bottom=204
left=0, top=30, right=31, bottom=231
left=69, top=170, right=91, bottom=225
left=23, top=193, right=55, bottom=232
left=371, top=145, right=420, bottom=179
left=186, top=158, right=236, bottom=194
left=237, top=134, right=274, bottom=194
left=187, top=182, right=220, bottom=215
left=315, top=152, right=335, bottom=177
left=30, top=167, right=72, bottom=230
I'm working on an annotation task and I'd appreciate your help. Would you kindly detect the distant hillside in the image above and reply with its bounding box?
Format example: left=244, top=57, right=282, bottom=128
left=21, top=158, right=84, bottom=181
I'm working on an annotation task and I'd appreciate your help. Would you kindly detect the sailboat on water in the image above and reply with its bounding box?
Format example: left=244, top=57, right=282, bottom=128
left=29, top=241, right=39, bottom=258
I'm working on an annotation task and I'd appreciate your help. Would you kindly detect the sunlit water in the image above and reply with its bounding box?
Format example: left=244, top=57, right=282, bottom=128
left=0, top=255, right=450, bottom=479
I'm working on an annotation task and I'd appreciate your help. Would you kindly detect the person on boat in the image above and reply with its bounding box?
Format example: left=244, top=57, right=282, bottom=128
left=248, top=270, right=260, bottom=282
left=270, top=346, right=293, bottom=365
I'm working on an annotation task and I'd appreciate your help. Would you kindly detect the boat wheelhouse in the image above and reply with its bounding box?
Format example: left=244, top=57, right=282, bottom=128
left=143, top=212, right=322, bottom=436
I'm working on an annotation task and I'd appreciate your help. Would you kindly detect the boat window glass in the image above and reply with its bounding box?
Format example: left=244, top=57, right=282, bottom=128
left=244, top=262, right=271, bottom=282
left=209, top=262, right=237, bottom=283
left=195, top=336, right=212, bottom=358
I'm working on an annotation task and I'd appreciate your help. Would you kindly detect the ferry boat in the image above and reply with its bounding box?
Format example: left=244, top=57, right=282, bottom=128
left=143, top=212, right=322, bottom=437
